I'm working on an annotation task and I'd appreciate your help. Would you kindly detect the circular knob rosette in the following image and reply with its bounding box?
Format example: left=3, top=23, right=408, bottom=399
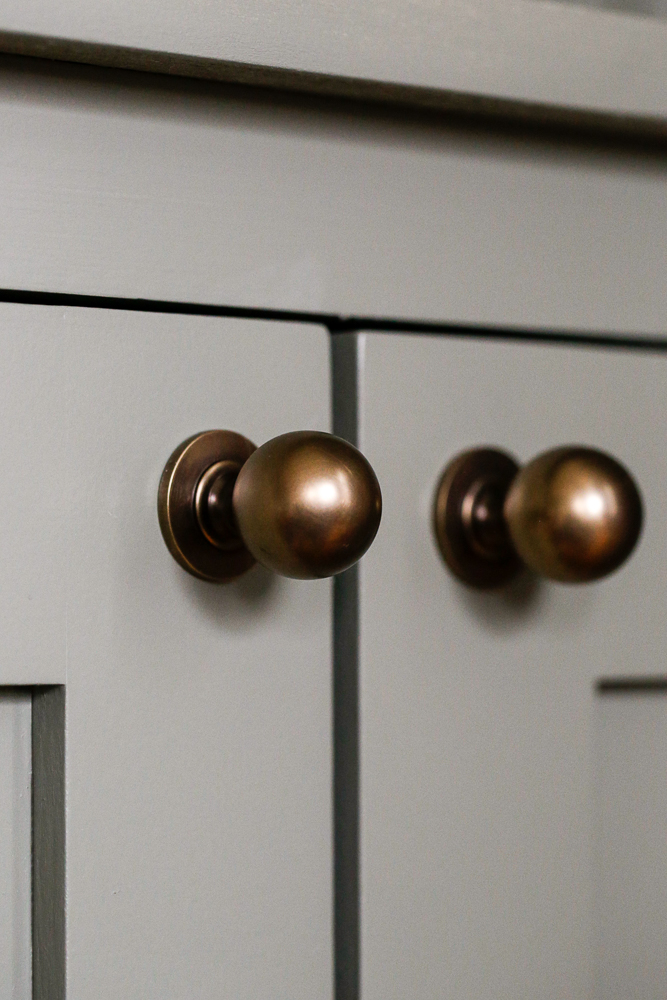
left=433, top=445, right=642, bottom=589
left=158, top=429, right=382, bottom=582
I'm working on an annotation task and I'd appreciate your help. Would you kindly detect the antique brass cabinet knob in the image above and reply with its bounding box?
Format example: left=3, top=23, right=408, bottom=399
left=158, top=429, right=382, bottom=582
left=433, top=446, right=642, bottom=589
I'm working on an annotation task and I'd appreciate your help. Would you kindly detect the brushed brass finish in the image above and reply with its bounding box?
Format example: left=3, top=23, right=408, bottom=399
left=434, top=445, right=642, bottom=588
left=158, top=430, right=257, bottom=582
left=195, top=461, right=242, bottom=549
left=234, top=431, right=382, bottom=579
left=158, top=429, right=382, bottom=582
left=433, top=448, right=521, bottom=588
left=505, top=447, right=643, bottom=583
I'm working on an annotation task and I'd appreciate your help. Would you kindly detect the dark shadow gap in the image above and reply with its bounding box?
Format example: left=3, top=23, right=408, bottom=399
left=597, top=677, right=667, bottom=693
left=2, top=41, right=667, bottom=150
left=1, top=287, right=667, bottom=354
left=331, top=335, right=361, bottom=1000
left=32, top=685, right=65, bottom=1000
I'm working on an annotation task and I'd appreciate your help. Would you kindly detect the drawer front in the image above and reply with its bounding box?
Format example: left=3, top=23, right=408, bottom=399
left=0, top=62, right=666, bottom=335
left=345, top=330, right=667, bottom=999
left=0, top=304, right=333, bottom=999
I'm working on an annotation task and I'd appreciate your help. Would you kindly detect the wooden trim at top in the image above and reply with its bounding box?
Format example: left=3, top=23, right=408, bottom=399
left=1, top=29, right=667, bottom=146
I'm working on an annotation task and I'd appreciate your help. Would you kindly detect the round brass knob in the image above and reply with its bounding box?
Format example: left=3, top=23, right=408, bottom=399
left=158, top=429, right=382, bottom=582
left=433, top=446, right=642, bottom=588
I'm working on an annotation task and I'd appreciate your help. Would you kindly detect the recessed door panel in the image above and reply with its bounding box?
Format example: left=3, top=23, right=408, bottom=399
left=351, top=330, right=667, bottom=999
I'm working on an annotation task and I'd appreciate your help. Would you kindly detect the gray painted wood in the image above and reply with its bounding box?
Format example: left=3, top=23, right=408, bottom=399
left=593, top=688, right=667, bottom=998
left=353, top=330, right=667, bottom=999
left=0, top=60, right=666, bottom=336
left=0, top=304, right=333, bottom=999
left=0, top=0, right=667, bottom=119
left=0, top=691, right=31, bottom=1000
left=0, top=308, right=67, bottom=684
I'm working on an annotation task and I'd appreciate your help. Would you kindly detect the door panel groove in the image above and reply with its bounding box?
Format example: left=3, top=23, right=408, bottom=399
left=332, top=336, right=361, bottom=1000
left=597, top=677, right=667, bottom=692
left=32, top=686, right=65, bottom=1000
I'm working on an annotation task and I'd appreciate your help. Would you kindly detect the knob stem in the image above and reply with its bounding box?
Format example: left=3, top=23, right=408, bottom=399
left=195, top=461, right=243, bottom=550
left=462, top=478, right=514, bottom=561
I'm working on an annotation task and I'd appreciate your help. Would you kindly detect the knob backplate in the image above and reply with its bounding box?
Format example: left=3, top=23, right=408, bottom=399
left=158, top=430, right=257, bottom=582
left=433, top=448, right=523, bottom=589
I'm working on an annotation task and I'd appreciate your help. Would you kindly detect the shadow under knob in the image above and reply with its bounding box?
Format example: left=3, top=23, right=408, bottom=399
left=158, top=429, right=381, bottom=582
left=434, top=445, right=642, bottom=588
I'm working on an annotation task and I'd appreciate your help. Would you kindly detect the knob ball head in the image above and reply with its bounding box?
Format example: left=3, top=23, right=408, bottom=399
left=233, top=431, right=382, bottom=579
left=505, top=447, right=643, bottom=583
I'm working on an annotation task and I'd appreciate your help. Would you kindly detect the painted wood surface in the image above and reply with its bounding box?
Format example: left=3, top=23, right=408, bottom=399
left=352, top=329, right=667, bottom=999
left=0, top=303, right=333, bottom=999
left=0, top=61, right=665, bottom=335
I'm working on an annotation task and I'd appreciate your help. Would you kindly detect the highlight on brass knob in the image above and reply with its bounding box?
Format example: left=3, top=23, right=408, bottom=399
left=433, top=446, right=643, bottom=588
left=158, top=429, right=382, bottom=582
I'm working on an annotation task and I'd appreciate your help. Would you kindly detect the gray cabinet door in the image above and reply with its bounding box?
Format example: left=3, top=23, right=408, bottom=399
left=3, top=61, right=667, bottom=336
left=345, top=330, right=667, bottom=1000
left=0, top=304, right=333, bottom=999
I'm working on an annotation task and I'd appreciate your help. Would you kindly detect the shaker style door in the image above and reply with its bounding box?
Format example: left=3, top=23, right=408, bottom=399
left=0, top=304, right=334, bottom=999
left=340, top=330, right=667, bottom=1000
